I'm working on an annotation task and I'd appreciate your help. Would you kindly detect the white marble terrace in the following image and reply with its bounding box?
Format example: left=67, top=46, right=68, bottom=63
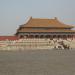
left=0, top=38, right=75, bottom=50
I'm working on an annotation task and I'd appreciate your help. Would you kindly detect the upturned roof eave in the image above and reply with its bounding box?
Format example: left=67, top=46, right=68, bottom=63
left=20, top=25, right=73, bottom=28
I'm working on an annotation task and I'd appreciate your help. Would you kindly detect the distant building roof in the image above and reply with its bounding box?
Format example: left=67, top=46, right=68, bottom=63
left=0, top=36, right=19, bottom=41
left=20, top=17, right=73, bottom=28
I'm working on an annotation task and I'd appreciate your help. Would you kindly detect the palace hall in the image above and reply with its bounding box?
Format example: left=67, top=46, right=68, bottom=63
left=16, top=17, right=75, bottom=39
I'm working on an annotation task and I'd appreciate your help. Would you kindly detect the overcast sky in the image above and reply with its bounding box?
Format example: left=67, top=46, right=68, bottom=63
left=0, top=0, right=75, bottom=35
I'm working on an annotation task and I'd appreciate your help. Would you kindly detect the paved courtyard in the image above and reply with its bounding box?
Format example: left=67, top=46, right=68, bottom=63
left=0, top=49, right=75, bottom=75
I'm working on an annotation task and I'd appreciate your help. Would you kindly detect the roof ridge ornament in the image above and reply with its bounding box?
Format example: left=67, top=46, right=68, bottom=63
left=25, top=16, right=32, bottom=24
left=54, top=17, right=58, bottom=20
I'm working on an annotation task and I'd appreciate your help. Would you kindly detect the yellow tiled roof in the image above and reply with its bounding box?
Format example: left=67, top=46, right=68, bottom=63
left=16, top=17, right=75, bottom=34
left=18, top=28, right=75, bottom=33
left=21, top=17, right=73, bottom=28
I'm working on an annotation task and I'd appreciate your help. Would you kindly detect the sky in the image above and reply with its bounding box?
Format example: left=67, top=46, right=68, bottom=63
left=0, top=0, right=75, bottom=35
